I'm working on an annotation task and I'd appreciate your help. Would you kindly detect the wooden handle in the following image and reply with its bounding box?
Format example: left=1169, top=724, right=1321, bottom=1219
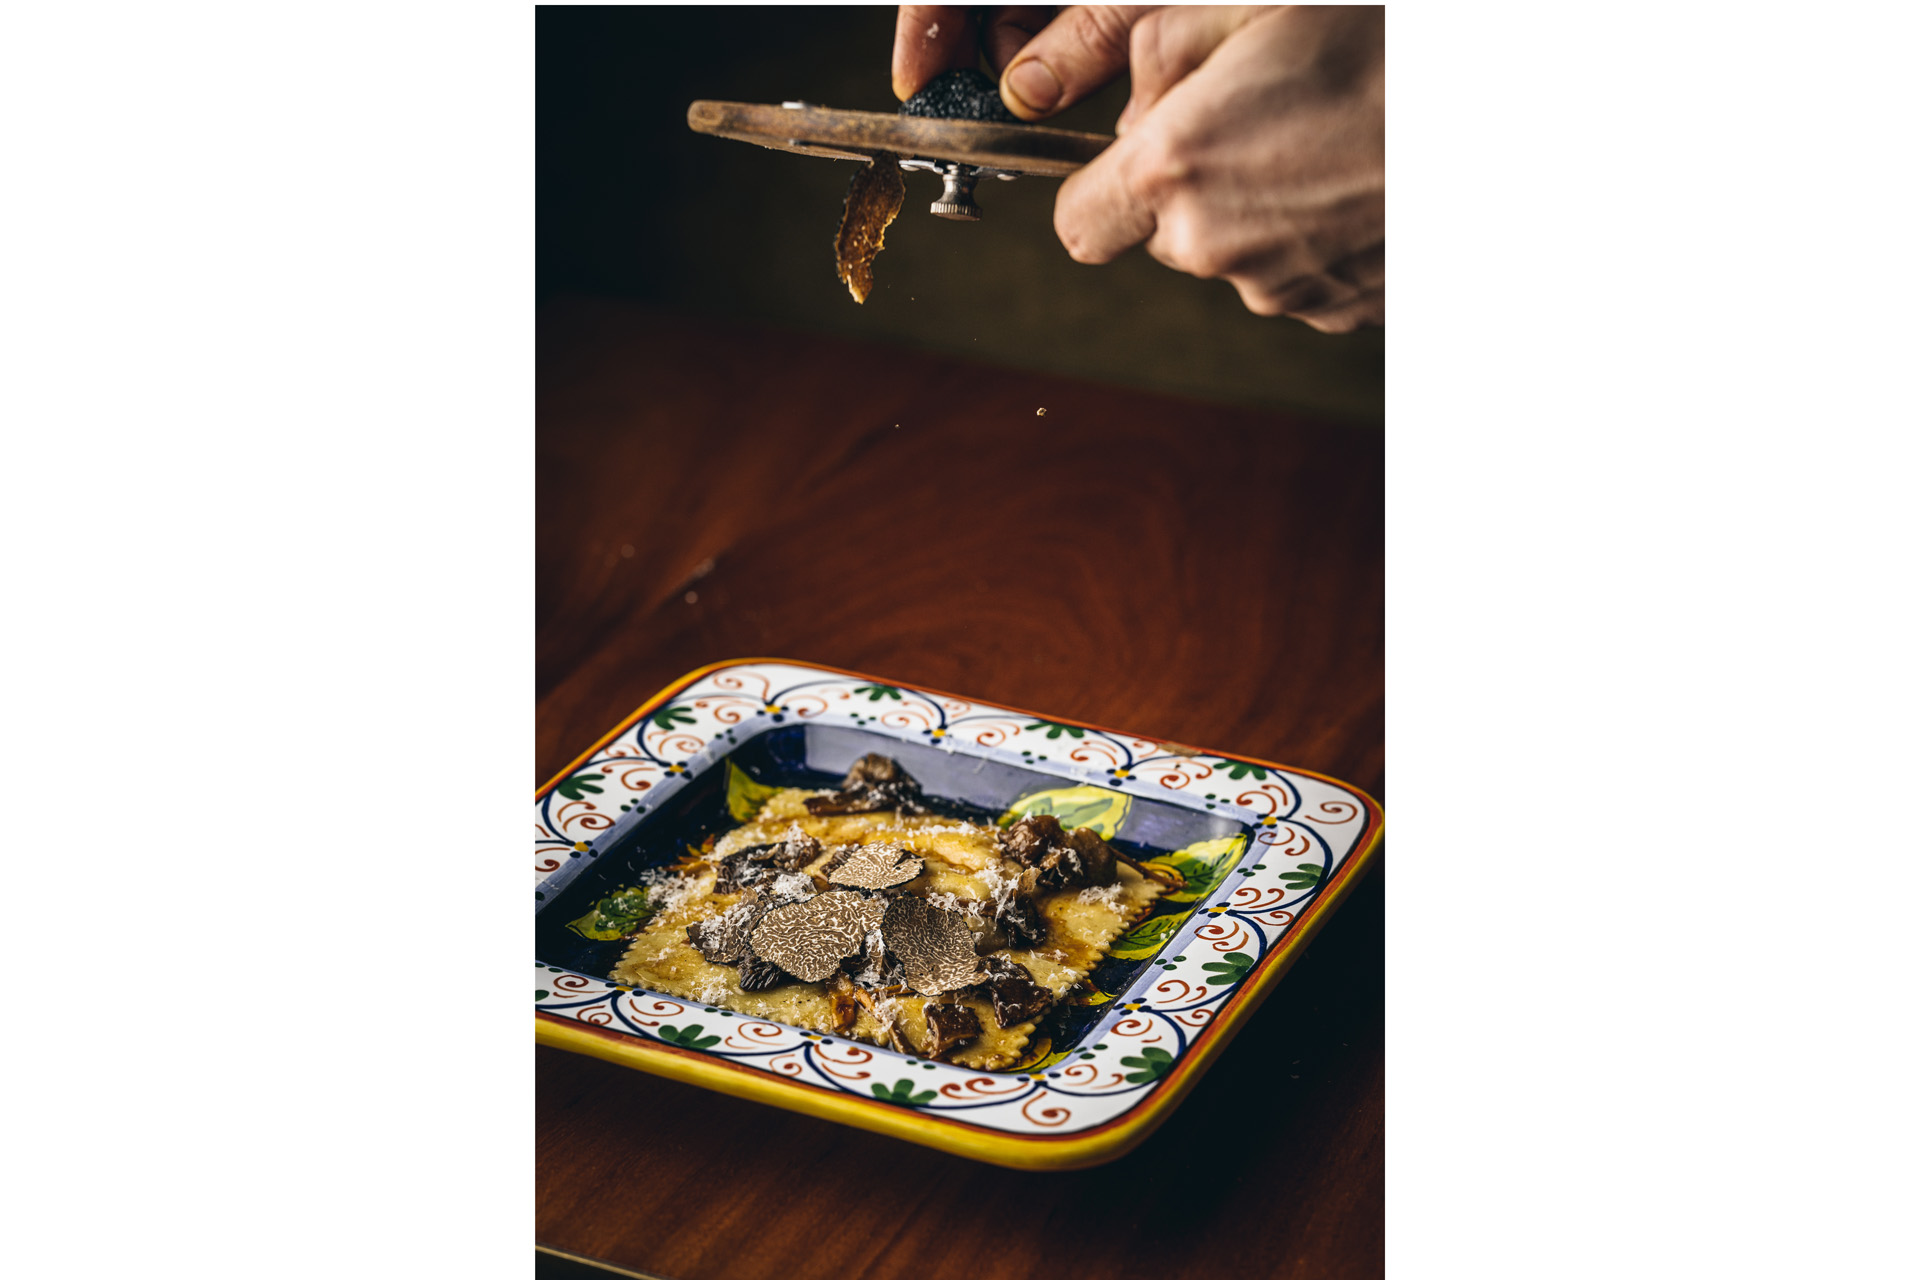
left=686, top=100, right=1111, bottom=177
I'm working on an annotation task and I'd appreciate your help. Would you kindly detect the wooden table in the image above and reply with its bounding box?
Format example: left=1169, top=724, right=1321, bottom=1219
left=536, top=297, right=1384, bottom=1280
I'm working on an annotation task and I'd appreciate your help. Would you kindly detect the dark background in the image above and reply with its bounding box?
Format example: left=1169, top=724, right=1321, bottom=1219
left=537, top=4, right=1384, bottom=422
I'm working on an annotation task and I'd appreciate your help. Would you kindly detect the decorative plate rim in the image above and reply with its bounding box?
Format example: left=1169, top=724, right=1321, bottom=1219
left=535, top=657, right=1384, bottom=1170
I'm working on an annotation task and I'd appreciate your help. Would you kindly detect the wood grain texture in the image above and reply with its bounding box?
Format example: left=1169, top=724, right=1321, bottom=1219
left=536, top=296, right=1383, bottom=1280
left=686, top=101, right=1111, bottom=174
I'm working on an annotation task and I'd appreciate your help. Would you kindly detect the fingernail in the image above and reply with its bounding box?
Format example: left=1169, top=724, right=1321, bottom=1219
left=1006, top=59, right=1062, bottom=113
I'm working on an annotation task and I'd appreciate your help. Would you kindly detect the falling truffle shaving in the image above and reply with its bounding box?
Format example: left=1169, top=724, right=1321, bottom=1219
left=827, top=842, right=924, bottom=891
left=834, top=153, right=904, bottom=304
left=883, top=896, right=984, bottom=996
left=750, top=890, right=888, bottom=984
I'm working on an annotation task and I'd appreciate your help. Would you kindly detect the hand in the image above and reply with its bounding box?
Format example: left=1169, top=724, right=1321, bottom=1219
left=890, top=6, right=1385, bottom=331
left=891, top=6, right=1068, bottom=103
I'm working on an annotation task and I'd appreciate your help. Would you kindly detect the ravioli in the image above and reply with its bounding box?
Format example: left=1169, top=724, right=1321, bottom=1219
left=610, top=772, right=1165, bottom=1070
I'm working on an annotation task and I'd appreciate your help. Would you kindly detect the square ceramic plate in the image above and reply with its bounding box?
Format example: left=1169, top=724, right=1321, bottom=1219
left=534, top=660, right=1383, bottom=1170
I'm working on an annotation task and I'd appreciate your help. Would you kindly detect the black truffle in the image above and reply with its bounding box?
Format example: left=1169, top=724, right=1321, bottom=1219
left=898, top=68, right=1017, bottom=124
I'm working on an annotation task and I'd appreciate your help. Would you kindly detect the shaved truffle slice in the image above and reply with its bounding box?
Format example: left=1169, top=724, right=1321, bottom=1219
left=713, top=849, right=778, bottom=896
left=685, top=890, right=769, bottom=964
left=767, top=833, right=822, bottom=872
left=806, top=753, right=930, bottom=816
left=749, top=890, right=888, bottom=984
left=834, top=154, right=904, bottom=304
left=736, top=953, right=787, bottom=992
left=976, top=956, right=1053, bottom=1029
left=922, top=1000, right=983, bottom=1060
left=882, top=896, right=983, bottom=996
left=826, top=842, right=924, bottom=892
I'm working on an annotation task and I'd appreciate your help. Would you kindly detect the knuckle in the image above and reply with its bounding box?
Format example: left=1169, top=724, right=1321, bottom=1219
left=1128, top=10, right=1166, bottom=74
left=1147, top=212, right=1220, bottom=278
left=1126, top=131, right=1192, bottom=201
left=1074, top=5, right=1140, bottom=65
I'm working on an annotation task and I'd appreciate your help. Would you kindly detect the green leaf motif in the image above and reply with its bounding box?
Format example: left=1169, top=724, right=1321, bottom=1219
left=656, top=1023, right=722, bottom=1051
left=997, top=786, right=1132, bottom=839
left=872, top=1079, right=938, bottom=1106
left=652, top=706, right=697, bottom=730
left=853, top=685, right=903, bottom=702
left=555, top=772, right=606, bottom=801
left=725, top=760, right=782, bottom=822
left=565, top=887, right=653, bottom=941
left=1199, top=951, right=1256, bottom=985
left=1119, top=1046, right=1175, bottom=1084
left=1280, top=864, right=1324, bottom=890
left=1023, top=721, right=1086, bottom=740
left=1146, top=835, right=1248, bottom=904
left=1210, top=759, right=1270, bottom=781
left=1107, top=910, right=1192, bottom=961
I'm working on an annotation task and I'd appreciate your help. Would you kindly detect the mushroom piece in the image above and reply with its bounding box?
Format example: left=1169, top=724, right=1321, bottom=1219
left=1000, top=816, right=1122, bottom=892
left=805, top=753, right=930, bottom=816
left=999, top=814, right=1067, bottom=866
left=881, top=896, right=984, bottom=996
left=922, top=999, right=983, bottom=1060
left=975, top=956, right=1054, bottom=1028
left=827, top=974, right=863, bottom=1036
left=826, top=842, right=924, bottom=892
left=1063, top=827, right=1120, bottom=886
left=749, top=890, right=889, bottom=984
left=994, top=892, right=1049, bottom=949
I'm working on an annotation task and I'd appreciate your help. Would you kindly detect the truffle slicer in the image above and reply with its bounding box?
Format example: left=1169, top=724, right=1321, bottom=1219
left=686, top=100, right=1113, bottom=221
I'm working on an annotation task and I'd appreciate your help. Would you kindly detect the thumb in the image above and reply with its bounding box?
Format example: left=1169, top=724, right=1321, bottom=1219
left=998, top=5, right=1161, bottom=121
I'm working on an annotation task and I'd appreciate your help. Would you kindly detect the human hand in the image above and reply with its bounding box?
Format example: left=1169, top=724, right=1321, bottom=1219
left=891, top=6, right=1385, bottom=331
left=891, top=6, right=1069, bottom=103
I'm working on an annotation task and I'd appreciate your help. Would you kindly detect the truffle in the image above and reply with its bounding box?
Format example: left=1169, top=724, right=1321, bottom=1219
left=834, top=154, right=904, bottom=305
left=898, top=68, right=1018, bottom=124
left=882, top=896, right=984, bottom=996
left=771, top=833, right=823, bottom=871
left=826, top=842, right=925, bottom=892
left=807, top=753, right=932, bottom=816
left=713, top=849, right=777, bottom=895
left=922, top=999, right=983, bottom=1059
left=749, top=890, right=889, bottom=984
left=686, top=890, right=769, bottom=965
left=736, top=952, right=788, bottom=992
left=976, top=956, right=1053, bottom=1028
